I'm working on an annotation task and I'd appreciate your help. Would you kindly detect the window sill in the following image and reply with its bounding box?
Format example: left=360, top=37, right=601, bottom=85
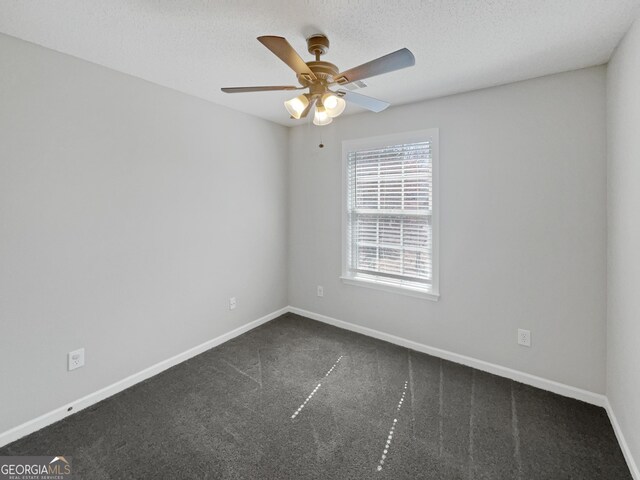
left=340, top=276, right=440, bottom=301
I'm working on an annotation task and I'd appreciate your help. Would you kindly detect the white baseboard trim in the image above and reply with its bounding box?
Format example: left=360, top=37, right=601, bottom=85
left=605, top=399, right=640, bottom=480
left=0, top=306, right=288, bottom=449
left=287, top=306, right=606, bottom=407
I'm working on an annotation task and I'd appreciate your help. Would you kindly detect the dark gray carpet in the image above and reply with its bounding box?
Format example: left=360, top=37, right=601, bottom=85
left=0, top=313, right=631, bottom=479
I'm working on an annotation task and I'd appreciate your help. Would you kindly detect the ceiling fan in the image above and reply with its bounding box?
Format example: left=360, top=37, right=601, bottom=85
left=221, top=34, right=415, bottom=126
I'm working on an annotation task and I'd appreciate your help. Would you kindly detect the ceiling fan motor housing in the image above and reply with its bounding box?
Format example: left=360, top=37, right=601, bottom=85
left=299, top=61, right=338, bottom=87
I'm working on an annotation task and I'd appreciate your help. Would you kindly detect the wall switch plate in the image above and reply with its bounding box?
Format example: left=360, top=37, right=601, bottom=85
left=317, top=286, right=324, bottom=297
left=68, top=348, right=85, bottom=371
left=518, top=329, right=531, bottom=347
left=229, top=297, right=236, bottom=310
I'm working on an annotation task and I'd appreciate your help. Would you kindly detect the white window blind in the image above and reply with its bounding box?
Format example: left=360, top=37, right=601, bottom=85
left=344, top=131, right=437, bottom=297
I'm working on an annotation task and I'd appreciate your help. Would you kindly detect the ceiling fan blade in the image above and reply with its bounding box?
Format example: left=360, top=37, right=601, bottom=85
left=335, top=48, right=415, bottom=84
left=221, top=85, right=301, bottom=93
left=299, top=98, right=316, bottom=119
left=337, top=90, right=390, bottom=113
left=257, top=36, right=316, bottom=80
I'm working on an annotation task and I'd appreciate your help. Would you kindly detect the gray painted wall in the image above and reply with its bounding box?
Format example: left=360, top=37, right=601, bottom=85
left=0, top=31, right=616, bottom=442
left=0, top=33, right=289, bottom=434
left=607, top=16, right=640, bottom=470
left=288, top=67, right=607, bottom=394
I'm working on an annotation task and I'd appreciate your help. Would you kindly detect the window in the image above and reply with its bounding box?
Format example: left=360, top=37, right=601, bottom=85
left=341, top=130, right=439, bottom=300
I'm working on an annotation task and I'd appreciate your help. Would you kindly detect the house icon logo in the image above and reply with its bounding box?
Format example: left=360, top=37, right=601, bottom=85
left=47, top=456, right=72, bottom=476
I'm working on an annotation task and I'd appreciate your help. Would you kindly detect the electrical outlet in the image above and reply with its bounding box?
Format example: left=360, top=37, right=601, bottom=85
left=317, top=286, right=324, bottom=297
left=229, top=297, right=236, bottom=310
left=517, top=329, right=531, bottom=347
left=68, top=348, right=85, bottom=371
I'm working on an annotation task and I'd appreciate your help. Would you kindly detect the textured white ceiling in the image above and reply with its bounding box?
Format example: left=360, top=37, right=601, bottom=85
left=1, top=0, right=638, bottom=126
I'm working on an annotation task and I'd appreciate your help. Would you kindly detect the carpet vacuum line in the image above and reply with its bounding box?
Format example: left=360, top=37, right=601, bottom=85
left=291, top=355, right=344, bottom=419
left=376, top=380, right=409, bottom=472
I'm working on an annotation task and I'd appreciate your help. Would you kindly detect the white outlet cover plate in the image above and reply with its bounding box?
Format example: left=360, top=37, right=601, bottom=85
left=517, top=329, right=531, bottom=347
left=68, top=348, right=85, bottom=371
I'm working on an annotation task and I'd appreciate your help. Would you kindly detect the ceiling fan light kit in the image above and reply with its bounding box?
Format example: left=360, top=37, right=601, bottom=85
left=313, top=104, right=333, bottom=126
left=222, top=34, right=415, bottom=126
left=322, top=93, right=346, bottom=117
left=284, top=94, right=309, bottom=119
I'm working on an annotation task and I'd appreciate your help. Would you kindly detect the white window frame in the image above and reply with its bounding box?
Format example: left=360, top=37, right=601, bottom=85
left=341, top=129, right=440, bottom=301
